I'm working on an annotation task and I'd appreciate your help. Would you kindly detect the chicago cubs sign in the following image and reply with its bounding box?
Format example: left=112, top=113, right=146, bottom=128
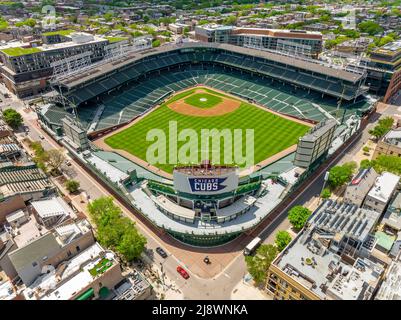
left=188, top=177, right=228, bottom=192
left=173, top=168, right=238, bottom=195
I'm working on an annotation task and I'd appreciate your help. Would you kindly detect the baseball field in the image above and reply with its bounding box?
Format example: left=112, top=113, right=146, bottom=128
left=102, top=87, right=311, bottom=174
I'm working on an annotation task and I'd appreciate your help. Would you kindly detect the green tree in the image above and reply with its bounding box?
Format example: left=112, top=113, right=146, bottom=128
left=65, top=179, right=80, bottom=193
left=328, top=162, right=356, bottom=189
left=372, top=155, right=401, bottom=175
left=320, top=188, right=331, bottom=199
left=360, top=159, right=372, bottom=170
left=358, top=21, right=383, bottom=36
left=369, top=125, right=387, bottom=140
left=116, top=220, right=147, bottom=261
left=152, top=39, right=161, bottom=47
left=245, top=244, right=277, bottom=285
left=88, top=196, right=121, bottom=227
left=87, top=197, right=146, bottom=260
left=369, top=117, right=394, bottom=140
left=275, top=231, right=292, bottom=252
left=288, top=206, right=311, bottom=230
left=96, top=217, right=126, bottom=248
left=2, top=108, right=23, bottom=129
left=103, top=12, right=114, bottom=22
left=222, top=15, right=237, bottom=25
left=0, top=16, right=9, bottom=31
left=378, top=117, right=394, bottom=129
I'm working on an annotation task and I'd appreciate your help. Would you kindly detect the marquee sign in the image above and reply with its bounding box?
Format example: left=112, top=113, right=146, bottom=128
left=173, top=170, right=238, bottom=195
left=188, top=177, right=228, bottom=192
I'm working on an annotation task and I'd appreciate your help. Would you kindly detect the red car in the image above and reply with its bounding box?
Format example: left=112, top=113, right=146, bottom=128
left=177, top=266, right=189, bottom=279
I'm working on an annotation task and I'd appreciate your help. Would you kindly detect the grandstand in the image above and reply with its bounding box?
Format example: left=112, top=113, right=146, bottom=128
left=44, top=42, right=371, bottom=132
left=37, top=42, right=375, bottom=247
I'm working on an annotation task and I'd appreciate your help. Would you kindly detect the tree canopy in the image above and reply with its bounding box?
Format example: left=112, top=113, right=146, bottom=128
left=2, top=108, right=23, bottom=129
left=328, top=162, right=357, bottom=189
left=288, top=206, right=311, bottom=230
left=370, top=155, right=401, bottom=175
left=358, top=21, right=383, bottom=36
left=65, top=179, right=80, bottom=193
left=320, top=188, right=331, bottom=199
left=245, top=244, right=277, bottom=285
left=369, top=117, right=394, bottom=140
left=275, top=231, right=292, bottom=252
left=87, top=197, right=146, bottom=261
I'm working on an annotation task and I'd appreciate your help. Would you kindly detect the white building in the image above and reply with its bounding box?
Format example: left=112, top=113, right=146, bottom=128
left=30, top=196, right=76, bottom=228
left=363, top=172, right=400, bottom=215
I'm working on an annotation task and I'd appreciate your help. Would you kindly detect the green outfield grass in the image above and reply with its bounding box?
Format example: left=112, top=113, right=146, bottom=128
left=104, top=89, right=310, bottom=173
left=184, top=93, right=222, bottom=108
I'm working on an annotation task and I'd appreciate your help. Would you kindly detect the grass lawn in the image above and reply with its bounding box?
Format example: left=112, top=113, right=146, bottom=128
left=42, top=29, right=75, bottom=36
left=1, top=47, right=42, bottom=56
left=184, top=93, right=222, bottom=108
left=89, top=258, right=113, bottom=277
left=105, top=89, right=310, bottom=173
left=106, top=36, right=129, bottom=43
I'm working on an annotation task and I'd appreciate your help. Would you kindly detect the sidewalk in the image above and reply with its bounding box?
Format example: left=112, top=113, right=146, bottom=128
left=230, top=278, right=271, bottom=300
left=141, top=254, right=184, bottom=300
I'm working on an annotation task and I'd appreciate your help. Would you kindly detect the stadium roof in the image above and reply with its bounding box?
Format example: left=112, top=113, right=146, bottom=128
left=59, top=42, right=364, bottom=88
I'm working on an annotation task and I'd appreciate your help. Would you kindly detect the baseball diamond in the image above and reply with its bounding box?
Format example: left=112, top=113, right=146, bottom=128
left=37, top=42, right=373, bottom=247
left=100, top=86, right=311, bottom=175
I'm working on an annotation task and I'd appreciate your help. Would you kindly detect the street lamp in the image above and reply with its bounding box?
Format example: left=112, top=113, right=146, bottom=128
left=319, top=171, right=330, bottom=204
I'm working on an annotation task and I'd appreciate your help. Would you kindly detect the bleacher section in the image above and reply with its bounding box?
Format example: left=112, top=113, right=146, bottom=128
left=73, top=64, right=370, bottom=131
left=64, top=47, right=365, bottom=110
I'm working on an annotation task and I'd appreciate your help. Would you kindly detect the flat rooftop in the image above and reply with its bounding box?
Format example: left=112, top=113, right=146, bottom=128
left=308, top=200, right=380, bottom=243
left=0, top=280, right=16, bottom=300
left=24, top=242, right=114, bottom=300
left=372, top=40, right=401, bottom=56
left=31, top=196, right=76, bottom=220
left=367, top=172, right=400, bottom=203
left=155, top=194, right=195, bottom=220
left=274, top=214, right=383, bottom=299
left=375, top=254, right=401, bottom=300
left=0, top=33, right=108, bottom=57
left=11, top=213, right=49, bottom=248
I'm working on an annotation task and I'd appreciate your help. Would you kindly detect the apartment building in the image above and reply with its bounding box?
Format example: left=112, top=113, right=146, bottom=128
left=194, top=24, right=323, bottom=58
left=373, top=129, right=401, bottom=160
left=344, top=168, right=378, bottom=207
left=23, top=242, right=124, bottom=300
left=266, top=200, right=384, bottom=300
left=0, top=196, right=78, bottom=280
left=0, top=32, right=111, bottom=98
left=363, top=41, right=401, bottom=102
left=7, top=219, right=94, bottom=286
left=363, top=172, right=400, bottom=215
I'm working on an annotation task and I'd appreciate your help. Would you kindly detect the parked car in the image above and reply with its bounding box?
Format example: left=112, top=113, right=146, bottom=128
left=176, top=266, right=189, bottom=279
left=39, top=135, right=45, bottom=140
left=156, top=247, right=168, bottom=258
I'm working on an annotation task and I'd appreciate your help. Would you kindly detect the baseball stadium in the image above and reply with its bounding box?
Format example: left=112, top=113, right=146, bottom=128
left=38, top=42, right=375, bottom=246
